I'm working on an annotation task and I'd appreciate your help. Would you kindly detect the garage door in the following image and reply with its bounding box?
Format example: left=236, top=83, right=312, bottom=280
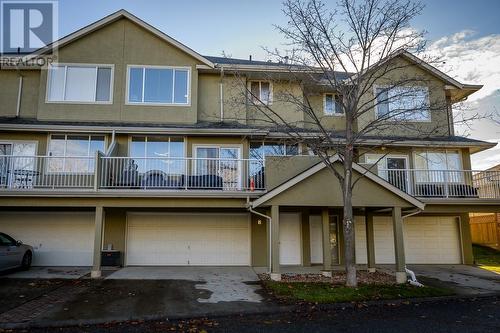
left=126, top=213, right=250, bottom=266
left=0, top=212, right=94, bottom=266
left=279, top=213, right=302, bottom=265
left=405, top=216, right=462, bottom=264
left=355, top=216, right=462, bottom=264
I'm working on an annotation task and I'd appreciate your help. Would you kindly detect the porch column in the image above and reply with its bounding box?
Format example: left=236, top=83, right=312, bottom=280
left=459, top=213, right=474, bottom=265
left=270, top=205, right=281, bottom=281
left=301, top=210, right=311, bottom=267
left=321, top=208, right=332, bottom=276
left=91, top=206, right=105, bottom=279
left=392, top=207, right=406, bottom=284
left=365, top=210, right=376, bottom=273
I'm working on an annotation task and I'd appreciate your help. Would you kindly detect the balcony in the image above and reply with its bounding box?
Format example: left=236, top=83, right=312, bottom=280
left=0, top=155, right=265, bottom=192
left=375, top=168, right=500, bottom=199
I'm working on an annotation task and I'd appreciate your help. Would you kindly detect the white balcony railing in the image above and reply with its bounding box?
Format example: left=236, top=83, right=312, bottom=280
left=376, top=168, right=500, bottom=198
left=99, top=156, right=265, bottom=191
left=0, top=155, right=95, bottom=190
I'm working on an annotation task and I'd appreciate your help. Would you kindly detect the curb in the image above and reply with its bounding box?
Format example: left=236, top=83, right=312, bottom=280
left=0, top=293, right=498, bottom=330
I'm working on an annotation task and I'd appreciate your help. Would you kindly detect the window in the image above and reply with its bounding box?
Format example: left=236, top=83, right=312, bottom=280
left=47, top=64, right=113, bottom=103
left=414, top=150, right=462, bottom=182
left=375, top=86, right=430, bottom=121
left=48, top=135, right=105, bottom=173
left=324, top=94, right=343, bottom=116
left=127, top=66, right=190, bottom=105
left=130, top=136, right=184, bottom=174
left=249, top=142, right=299, bottom=160
left=249, top=81, right=272, bottom=105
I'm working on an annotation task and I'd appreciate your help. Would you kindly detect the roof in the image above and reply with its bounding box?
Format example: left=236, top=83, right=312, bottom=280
left=251, top=155, right=425, bottom=210
left=12, top=10, right=215, bottom=68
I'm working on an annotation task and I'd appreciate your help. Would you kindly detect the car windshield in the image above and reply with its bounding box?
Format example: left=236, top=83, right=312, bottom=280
left=0, top=233, right=16, bottom=245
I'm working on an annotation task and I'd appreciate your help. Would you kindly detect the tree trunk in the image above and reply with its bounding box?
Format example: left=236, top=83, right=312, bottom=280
left=342, top=148, right=357, bottom=287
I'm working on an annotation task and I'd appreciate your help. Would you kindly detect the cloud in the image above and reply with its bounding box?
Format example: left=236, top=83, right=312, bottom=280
left=426, top=31, right=500, bottom=100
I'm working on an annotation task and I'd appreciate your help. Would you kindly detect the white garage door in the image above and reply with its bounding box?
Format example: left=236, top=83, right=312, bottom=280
left=355, top=216, right=395, bottom=264
left=355, top=216, right=462, bottom=264
left=0, top=212, right=94, bottom=266
left=405, top=216, right=462, bottom=264
left=126, top=213, right=250, bottom=266
left=279, top=213, right=302, bottom=265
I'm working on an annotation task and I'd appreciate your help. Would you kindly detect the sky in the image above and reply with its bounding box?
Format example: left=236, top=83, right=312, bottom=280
left=54, top=0, right=500, bottom=169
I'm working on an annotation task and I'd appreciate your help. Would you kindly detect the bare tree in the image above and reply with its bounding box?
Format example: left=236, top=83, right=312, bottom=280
left=223, top=0, right=478, bottom=287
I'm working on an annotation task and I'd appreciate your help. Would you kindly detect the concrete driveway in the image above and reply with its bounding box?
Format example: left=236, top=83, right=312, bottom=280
left=106, top=266, right=264, bottom=303
left=409, top=265, right=500, bottom=295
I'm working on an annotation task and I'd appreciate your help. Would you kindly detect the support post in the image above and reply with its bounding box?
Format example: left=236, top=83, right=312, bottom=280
left=321, top=208, right=332, bottom=276
left=270, top=205, right=280, bottom=281
left=301, top=210, right=311, bottom=267
left=91, top=206, right=105, bottom=278
left=392, top=207, right=406, bottom=284
left=459, top=213, right=474, bottom=265
left=365, top=210, right=376, bottom=273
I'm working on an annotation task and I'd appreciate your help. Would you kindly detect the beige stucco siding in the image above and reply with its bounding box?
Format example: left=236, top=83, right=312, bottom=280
left=103, top=209, right=126, bottom=253
left=35, top=19, right=202, bottom=124
left=0, top=70, right=40, bottom=118
left=251, top=213, right=268, bottom=266
left=304, top=93, right=346, bottom=131
left=357, top=57, right=451, bottom=137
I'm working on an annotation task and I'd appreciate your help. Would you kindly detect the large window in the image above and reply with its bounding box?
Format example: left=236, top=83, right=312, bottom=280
left=324, top=93, right=343, bottom=116
left=129, top=136, right=184, bottom=174
left=47, top=64, right=113, bottom=103
left=0, top=142, right=37, bottom=187
left=48, top=135, right=105, bottom=173
left=375, top=86, right=430, bottom=121
left=127, top=66, right=190, bottom=105
left=414, top=150, right=462, bottom=182
left=249, top=81, right=272, bottom=105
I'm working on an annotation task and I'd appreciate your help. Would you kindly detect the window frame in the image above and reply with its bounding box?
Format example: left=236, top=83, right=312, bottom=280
left=373, top=85, right=431, bottom=123
left=46, top=134, right=107, bottom=174
left=46, top=63, right=114, bottom=104
left=413, top=149, right=464, bottom=184
left=249, top=141, right=301, bottom=160
left=125, top=65, right=191, bottom=106
left=248, top=80, right=273, bottom=105
left=128, top=135, right=186, bottom=174
left=323, top=93, right=343, bottom=116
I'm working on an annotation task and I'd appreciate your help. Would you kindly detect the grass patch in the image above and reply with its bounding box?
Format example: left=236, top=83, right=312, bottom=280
left=264, top=281, right=453, bottom=303
left=473, top=245, right=500, bottom=274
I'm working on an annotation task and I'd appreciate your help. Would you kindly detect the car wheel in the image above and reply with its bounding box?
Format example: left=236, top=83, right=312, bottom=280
left=21, top=251, right=32, bottom=270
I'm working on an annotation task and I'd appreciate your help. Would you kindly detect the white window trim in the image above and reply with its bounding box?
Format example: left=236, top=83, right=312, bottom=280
left=250, top=141, right=302, bottom=160
left=323, top=93, right=343, bottom=116
left=373, top=85, right=431, bottom=123
left=46, top=134, right=107, bottom=174
left=125, top=65, right=192, bottom=106
left=412, top=149, right=463, bottom=170
left=45, top=63, right=114, bottom=105
left=248, top=80, right=273, bottom=106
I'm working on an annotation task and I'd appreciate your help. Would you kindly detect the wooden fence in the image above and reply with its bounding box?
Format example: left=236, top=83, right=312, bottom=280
left=470, top=213, right=500, bottom=249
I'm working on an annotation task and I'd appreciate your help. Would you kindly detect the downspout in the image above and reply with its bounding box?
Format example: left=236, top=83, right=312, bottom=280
left=402, top=208, right=424, bottom=287
left=16, top=73, right=23, bottom=117
left=219, top=66, right=224, bottom=121
left=246, top=197, right=272, bottom=273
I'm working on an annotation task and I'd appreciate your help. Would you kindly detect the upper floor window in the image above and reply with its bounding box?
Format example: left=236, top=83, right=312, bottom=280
left=48, top=134, right=105, bottom=173
left=249, top=141, right=299, bottom=160
left=249, top=81, right=272, bottom=105
left=47, top=64, right=113, bottom=103
left=375, top=86, right=430, bottom=121
left=324, top=93, right=343, bottom=116
left=127, top=66, right=190, bottom=105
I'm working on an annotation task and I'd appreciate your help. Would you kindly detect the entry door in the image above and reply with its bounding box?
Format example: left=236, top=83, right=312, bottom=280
left=195, top=146, right=241, bottom=189
left=386, top=157, right=408, bottom=192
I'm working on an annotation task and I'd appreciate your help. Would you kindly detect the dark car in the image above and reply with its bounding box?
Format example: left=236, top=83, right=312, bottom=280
left=0, top=232, right=33, bottom=271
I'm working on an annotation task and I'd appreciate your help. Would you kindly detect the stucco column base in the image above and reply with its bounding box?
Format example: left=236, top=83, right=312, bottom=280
left=270, top=273, right=281, bottom=281
left=368, top=267, right=376, bottom=273
left=91, top=270, right=102, bottom=279
left=321, top=270, right=332, bottom=278
left=395, top=271, right=407, bottom=284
